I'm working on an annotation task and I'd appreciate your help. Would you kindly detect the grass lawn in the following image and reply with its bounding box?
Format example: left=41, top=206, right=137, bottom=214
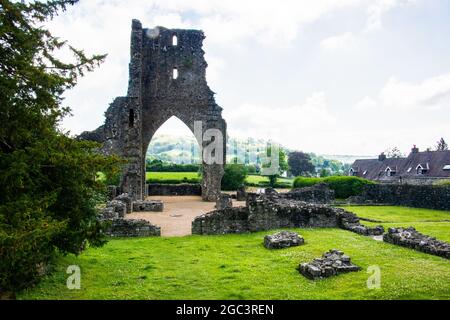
left=341, top=206, right=450, bottom=242
left=145, top=172, right=294, bottom=187
left=19, top=206, right=450, bottom=300
left=146, top=171, right=200, bottom=183
left=245, top=175, right=294, bottom=186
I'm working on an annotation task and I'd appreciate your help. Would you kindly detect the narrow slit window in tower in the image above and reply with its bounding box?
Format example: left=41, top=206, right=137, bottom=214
left=172, top=34, right=178, bottom=46
left=173, top=67, right=178, bottom=80
left=129, top=109, right=134, bottom=128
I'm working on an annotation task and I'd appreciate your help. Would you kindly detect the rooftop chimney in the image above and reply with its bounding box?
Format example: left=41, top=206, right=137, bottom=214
left=378, top=152, right=386, bottom=161
left=412, top=145, right=419, bottom=154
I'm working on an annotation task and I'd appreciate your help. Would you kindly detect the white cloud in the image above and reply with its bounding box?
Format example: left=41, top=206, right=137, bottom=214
left=40, top=0, right=432, bottom=155
left=379, top=73, right=450, bottom=110
left=353, top=72, right=450, bottom=112
left=224, top=92, right=336, bottom=150
left=366, top=0, right=417, bottom=31
left=320, top=32, right=357, bottom=51
left=354, top=96, right=378, bottom=110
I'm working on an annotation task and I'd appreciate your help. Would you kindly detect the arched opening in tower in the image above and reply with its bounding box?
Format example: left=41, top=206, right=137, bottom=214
left=146, top=116, right=201, bottom=185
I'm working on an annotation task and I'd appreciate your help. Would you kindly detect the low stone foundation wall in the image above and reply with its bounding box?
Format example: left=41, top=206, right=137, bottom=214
left=192, top=190, right=382, bottom=236
left=247, top=195, right=340, bottom=231
left=349, top=184, right=450, bottom=211
left=105, top=219, right=161, bottom=237
left=383, top=227, right=450, bottom=259
left=338, top=211, right=384, bottom=236
left=132, top=200, right=164, bottom=212
left=147, top=183, right=202, bottom=196
left=191, top=207, right=249, bottom=235
left=285, top=183, right=335, bottom=204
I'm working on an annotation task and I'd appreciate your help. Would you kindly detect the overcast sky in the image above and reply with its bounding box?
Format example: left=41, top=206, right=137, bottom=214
left=48, top=0, right=450, bottom=156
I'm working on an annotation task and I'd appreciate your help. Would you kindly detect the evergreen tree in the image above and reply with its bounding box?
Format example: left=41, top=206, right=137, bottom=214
left=0, top=0, right=120, bottom=296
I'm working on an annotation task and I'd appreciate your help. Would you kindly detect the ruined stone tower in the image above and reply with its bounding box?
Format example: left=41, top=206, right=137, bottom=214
left=81, top=20, right=227, bottom=201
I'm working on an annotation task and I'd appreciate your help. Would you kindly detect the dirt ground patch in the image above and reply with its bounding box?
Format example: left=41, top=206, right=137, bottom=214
left=126, top=196, right=246, bottom=237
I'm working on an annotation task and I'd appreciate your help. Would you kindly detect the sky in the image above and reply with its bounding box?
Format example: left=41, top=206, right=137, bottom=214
left=47, top=0, right=450, bottom=156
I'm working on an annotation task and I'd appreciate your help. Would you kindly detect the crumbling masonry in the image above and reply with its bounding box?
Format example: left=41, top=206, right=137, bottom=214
left=80, top=20, right=227, bottom=201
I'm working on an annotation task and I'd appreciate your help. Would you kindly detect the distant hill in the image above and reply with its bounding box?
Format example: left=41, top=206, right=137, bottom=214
left=147, top=134, right=370, bottom=175
left=318, top=154, right=375, bottom=164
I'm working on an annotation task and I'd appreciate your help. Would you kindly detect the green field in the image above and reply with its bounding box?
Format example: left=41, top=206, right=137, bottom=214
left=341, top=206, right=450, bottom=242
left=19, top=206, right=450, bottom=300
left=146, top=171, right=200, bottom=182
left=146, top=172, right=294, bottom=187
left=245, top=175, right=294, bottom=187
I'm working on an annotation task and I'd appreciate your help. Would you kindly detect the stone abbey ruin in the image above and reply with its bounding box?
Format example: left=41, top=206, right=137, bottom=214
left=88, top=20, right=449, bottom=270
left=80, top=19, right=226, bottom=201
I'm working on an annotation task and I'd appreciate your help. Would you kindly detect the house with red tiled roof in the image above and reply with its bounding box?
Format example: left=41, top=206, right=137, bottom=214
left=349, top=146, right=450, bottom=184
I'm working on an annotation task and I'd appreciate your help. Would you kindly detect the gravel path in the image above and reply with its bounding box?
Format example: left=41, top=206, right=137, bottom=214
left=126, top=196, right=245, bottom=237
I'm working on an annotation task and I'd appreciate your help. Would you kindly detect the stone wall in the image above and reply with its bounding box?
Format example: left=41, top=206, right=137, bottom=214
left=132, top=200, right=164, bottom=212
left=349, top=184, right=450, bottom=211
left=105, top=219, right=161, bottom=237
left=99, top=194, right=162, bottom=238
left=191, top=207, right=249, bottom=235
left=285, top=183, right=335, bottom=204
left=147, top=183, right=202, bottom=196
left=246, top=195, right=339, bottom=231
left=383, top=227, right=450, bottom=259
left=192, top=191, right=382, bottom=236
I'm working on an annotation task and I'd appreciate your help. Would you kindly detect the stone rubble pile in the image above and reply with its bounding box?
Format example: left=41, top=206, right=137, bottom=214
left=383, top=227, right=450, bottom=259
left=264, top=231, right=305, bottom=249
left=298, top=249, right=361, bottom=280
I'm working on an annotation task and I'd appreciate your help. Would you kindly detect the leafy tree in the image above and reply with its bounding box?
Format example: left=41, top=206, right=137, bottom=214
left=0, top=0, right=119, bottom=296
left=436, top=138, right=448, bottom=151
left=385, top=147, right=404, bottom=158
left=288, top=151, right=315, bottom=176
left=221, top=164, right=248, bottom=191
left=261, top=148, right=288, bottom=187
left=319, top=168, right=331, bottom=177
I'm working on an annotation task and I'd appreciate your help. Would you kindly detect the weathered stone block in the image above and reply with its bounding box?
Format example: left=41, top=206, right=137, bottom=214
left=264, top=231, right=305, bottom=249
left=99, top=207, right=119, bottom=220
left=298, top=249, right=361, bottom=280
left=106, top=200, right=127, bottom=218
left=115, top=193, right=132, bottom=213
left=105, top=219, right=161, bottom=237
left=236, top=186, right=247, bottom=201
left=216, top=193, right=232, bottom=210
left=132, top=200, right=164, bottom=212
